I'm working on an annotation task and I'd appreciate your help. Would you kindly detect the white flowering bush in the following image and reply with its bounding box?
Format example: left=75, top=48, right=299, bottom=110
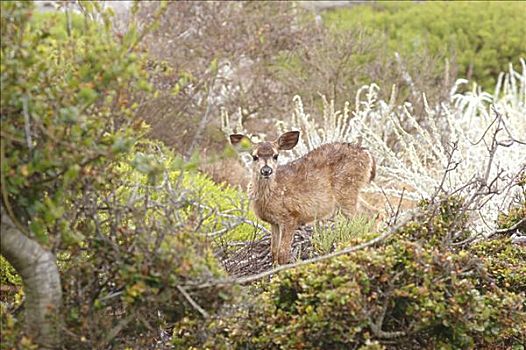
left=289, top=59, right=526, bottom=234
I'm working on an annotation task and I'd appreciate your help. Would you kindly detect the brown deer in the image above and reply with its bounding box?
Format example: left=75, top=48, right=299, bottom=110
left=230, top=131, right=376, bottom=264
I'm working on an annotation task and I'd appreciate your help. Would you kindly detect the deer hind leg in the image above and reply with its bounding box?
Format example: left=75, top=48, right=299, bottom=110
left=277, top=222, right=297, bottom=265
left=270, top=224, right=280, bottom=264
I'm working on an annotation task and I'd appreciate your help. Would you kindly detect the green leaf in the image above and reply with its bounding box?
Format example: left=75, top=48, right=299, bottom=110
left=78, top=87, right=98, bottom=104
left=64, top=164, right=80, bottom=185
left=29, top=219, right=48, bottom=244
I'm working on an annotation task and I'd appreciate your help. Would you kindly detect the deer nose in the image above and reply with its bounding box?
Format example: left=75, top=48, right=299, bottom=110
left=260, top=166, right=273, bottom=177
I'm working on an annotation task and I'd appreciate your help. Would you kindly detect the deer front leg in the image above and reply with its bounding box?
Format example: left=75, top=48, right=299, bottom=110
left=270, top=223, right=280, bottom=264
left=277, top=222, right=297, bottom=265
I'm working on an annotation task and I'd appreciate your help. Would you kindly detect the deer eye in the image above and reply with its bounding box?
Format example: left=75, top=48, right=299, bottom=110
left=252, top=155, right=259, bottom=161
left=273, top=154, right=279, bottom=160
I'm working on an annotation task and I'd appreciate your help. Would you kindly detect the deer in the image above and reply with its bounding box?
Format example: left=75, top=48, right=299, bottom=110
left=230, top=130, right=376, bottom=265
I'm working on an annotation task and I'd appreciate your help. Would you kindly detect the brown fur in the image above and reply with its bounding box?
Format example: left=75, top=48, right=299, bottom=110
left=231, top=132, right=375, bottom=264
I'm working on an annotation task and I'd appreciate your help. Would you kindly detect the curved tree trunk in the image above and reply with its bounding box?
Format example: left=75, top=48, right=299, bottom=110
left=1, top=205, right=62, bottom=349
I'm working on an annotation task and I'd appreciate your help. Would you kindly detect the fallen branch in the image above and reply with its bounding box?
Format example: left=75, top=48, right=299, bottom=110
left=492, top=218, right=525, bottom=235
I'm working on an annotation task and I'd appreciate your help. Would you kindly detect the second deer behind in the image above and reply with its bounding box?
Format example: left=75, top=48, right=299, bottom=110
left=230, top=131, right=376, bottom=265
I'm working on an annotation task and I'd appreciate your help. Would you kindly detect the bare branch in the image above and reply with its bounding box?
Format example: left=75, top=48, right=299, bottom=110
left=103, top=312, right=136, bottom=345
left=176, top=285, right=210, bottom=318
left=490, top=218, right=526, bottom=237
left=392, top=187, right=405, bottom=225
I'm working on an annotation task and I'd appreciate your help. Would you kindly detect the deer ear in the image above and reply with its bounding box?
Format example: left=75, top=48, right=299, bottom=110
left=229, top=134, right=252, bottom=150
left=277, top=131, right=300, bottom=150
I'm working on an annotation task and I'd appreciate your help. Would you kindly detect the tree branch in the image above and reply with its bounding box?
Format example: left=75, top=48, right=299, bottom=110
left=176, top=285, right=210, bottom=318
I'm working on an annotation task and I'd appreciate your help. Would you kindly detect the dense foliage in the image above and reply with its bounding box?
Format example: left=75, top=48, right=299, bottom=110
left=1, top=1, right=144, bottom=247
left=174, top=200, right=526, bottom=349
left=323, top=2, right=526, bottom=90
left=0, top=3, right=240, bottom=349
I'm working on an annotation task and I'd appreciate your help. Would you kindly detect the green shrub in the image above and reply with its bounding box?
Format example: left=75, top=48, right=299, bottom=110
left=472, top=177, right=525, bottom=294
left=0, top=256, right=21, bottom=287
left=182, top=169, right=265, bottom=242
left=116, top=141, right=264, bottom=242
left=0, top=303, right=37, bottom=350
left=273, top=26, right=454, bottom=117
left=175, top=238, right=525, bottom=349
left=1, top=3, right=236, bottom=348
left=55, top=142, right=247, bottom=348
left=394, top=196, right=471, bottom=248
left=323, top=2, right=526, bottom=90
left=173, top=199, right=526, bottom=349
left=471, top=238, right=526, bottom=294
left=496, top=175, right=525, bottom=231
left=1, top=1, right=148, bottom=247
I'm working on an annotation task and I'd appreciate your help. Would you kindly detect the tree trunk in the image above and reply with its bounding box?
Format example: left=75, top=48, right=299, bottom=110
left=1, top=205, right=62, bottom=349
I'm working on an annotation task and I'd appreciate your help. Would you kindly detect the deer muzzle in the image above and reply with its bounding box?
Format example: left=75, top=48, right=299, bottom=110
left=260, top=165, right=273, bottom=178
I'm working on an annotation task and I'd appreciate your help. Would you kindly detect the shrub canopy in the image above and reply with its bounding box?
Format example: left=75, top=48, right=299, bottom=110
left=323, top=2, right=526, bottom=90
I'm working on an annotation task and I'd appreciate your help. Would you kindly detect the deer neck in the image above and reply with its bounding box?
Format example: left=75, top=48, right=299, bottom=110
left=248, top=174, right=278, bottom=203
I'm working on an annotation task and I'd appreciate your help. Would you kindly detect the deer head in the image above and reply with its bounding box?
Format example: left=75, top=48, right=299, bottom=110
left=230, top=131, right=300, bottom=179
